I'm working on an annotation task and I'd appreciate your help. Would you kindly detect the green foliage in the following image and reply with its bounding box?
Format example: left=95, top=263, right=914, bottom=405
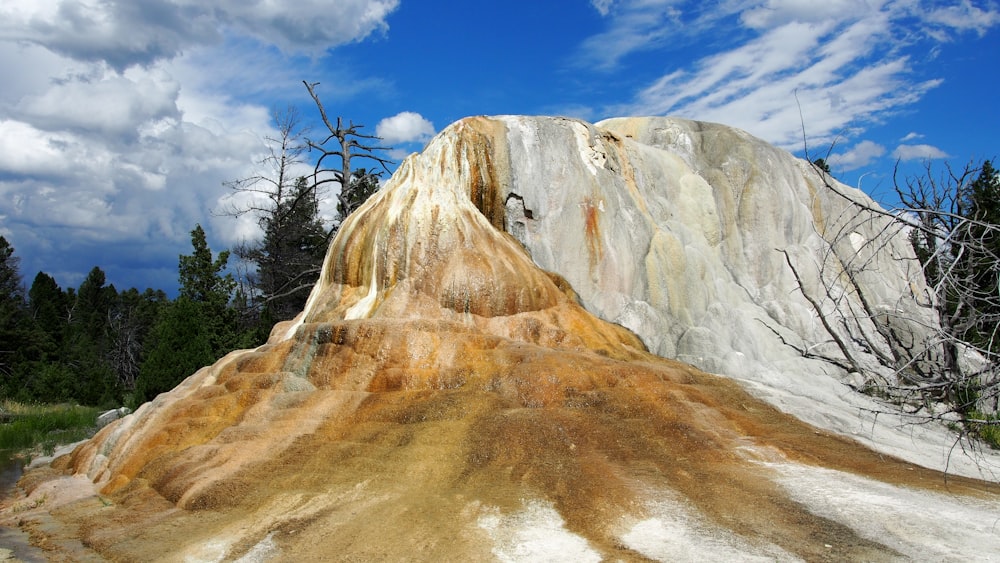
left=961, top=159, right=1000, bottom=347
left=1, top=102, right=388, bottom=407
left=966, top=411, right=1000, bottom=449
left=0, top=236, right=29, bottom=381
left=253, top=176, right=329, bottom=322
left=180, top=224, right=235, bottom=307
left=0, top=401, right=99, bottom=452
left=27, top=272, right=67, bottom=362
left=812, top=158, right=832, bottom=175
left=339, top=168, right=381, bottom=218
left=136, top=225, right=243, bottom=402
left=902, top=159, right=1000, bottom=443
left=136, top=297, right=215, bottom=401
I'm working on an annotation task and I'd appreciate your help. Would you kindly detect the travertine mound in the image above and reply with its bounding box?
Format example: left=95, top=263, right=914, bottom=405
left=4, top=116, right=999, bottom=561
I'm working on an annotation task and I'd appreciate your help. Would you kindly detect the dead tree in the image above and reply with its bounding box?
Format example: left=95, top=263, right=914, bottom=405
left=893, top=161, right=1000, bottom=415
left=218, top=105, right=309, bottom=223
left=217, top=106, right=322, bottom=323
left=302, top=80, right=393, bottom=228
left=783, top=155, right=1000, bottom=448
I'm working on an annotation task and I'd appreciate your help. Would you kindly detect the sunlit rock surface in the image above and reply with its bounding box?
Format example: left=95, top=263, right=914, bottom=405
left=3, top=116, right=1000, bottom=561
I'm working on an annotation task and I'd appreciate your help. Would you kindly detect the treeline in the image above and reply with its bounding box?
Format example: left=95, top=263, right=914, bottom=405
left=0, top=227, right=266, bottom=408
left=0, top=85, right=391, bottom=409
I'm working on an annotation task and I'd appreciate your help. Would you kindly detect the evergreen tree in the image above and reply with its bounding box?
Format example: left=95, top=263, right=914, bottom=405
left=254, top=176, right=329, bottom=322
left=29, top=272, right=68, bottom=353
left=137, top=225, right=239, bottom=402
left=338, top=168, right=381, bottom=218
left=223, top=94, right=391, bottom=330
left=109, top=288, right=167, bottom=393
left=13, top=272, right=71, bottom=401
left=179, top=225, right=236, bottom=307
left=135, top=297, right=214, bottom=401
left=63, top=267, right=119, bottom=405
left=961, top=159, right=1000, bottom=348
left=0, top=236, right=29, bottom=392
left=812, top=158, right=832, bottom=175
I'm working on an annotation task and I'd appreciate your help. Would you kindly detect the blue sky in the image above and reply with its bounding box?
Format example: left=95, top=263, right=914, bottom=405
left=1, top=0, right=998, bottom=295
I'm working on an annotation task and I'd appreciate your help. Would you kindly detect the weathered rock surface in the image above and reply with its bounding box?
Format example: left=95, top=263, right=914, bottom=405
left=2, top=116, right=999, bottom=561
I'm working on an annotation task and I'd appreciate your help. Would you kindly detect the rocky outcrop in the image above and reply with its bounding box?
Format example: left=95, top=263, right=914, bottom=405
left=3, top=116, right=999, bottom=561
left=298, top=115, right=962, bottom=469
left=371, top=115, right=958, bottom=467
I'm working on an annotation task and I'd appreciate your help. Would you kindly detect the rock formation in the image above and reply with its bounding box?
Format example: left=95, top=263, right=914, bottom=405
left=3, top=116, right=999, bottom=561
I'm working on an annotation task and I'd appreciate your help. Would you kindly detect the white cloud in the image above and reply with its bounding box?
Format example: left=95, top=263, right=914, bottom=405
left=0, top=120, right=77, bottom=176
left=577, top=0, right=686, bottom=69
left=590, top=0, right=999, bottom=149
left=924, top=1, right=1000, bottom=36
left=591, top=0, right=615, bottom=17
left=900, top=132, right=923, bottom=142
left=16, top=67, right=181, bottom=139
left=740, top=0, right=875, bottom=29
left=217, top=0, right=400, bottom=53
left=893, top=144, right=949, bottom=161
left=376, top=112, right=436, bottom=145
left=0, top=0, right=400, bottom=291
left=0, top=0, right=400, bottom=71
left=828, top=140, right=886, bottom=171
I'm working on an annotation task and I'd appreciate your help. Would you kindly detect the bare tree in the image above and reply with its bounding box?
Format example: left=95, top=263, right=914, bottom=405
left=219, top=87, right=394, bottom=325
left=219, top=105, right=308, bottom=222
left=302, top=80, right=393, bottom=226
left=218, top=106, right=323, bottom=324
left=893, top=161, right=1000, bottom=414
left=779, top=153, right=1000, bottom=449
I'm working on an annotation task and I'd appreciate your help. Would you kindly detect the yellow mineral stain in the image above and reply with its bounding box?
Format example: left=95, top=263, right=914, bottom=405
left=8, top=116, right=998, bottom=562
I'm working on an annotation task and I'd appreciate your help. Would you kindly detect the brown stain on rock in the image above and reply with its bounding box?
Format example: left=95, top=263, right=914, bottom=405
left=28, top=308, right=998, bottom=561
left=582, top=196, right=604, bottom=271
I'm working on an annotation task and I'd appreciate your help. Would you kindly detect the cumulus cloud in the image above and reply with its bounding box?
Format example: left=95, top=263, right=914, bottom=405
left=0, top=0, right=400, bottom=291
left=893, top=144, right=949, bottom=161
left=376, top=112, right=436, bottom=145
left=16, top=68, right=181, bottom=139
left=828, top=140, right=887, bottom=171
left=589, top=0, right=999, bottom=149
left=0, top=0, right=400, bottom=71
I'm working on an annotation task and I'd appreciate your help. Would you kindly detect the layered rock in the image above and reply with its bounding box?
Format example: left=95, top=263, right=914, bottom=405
left=379, top=116, right=967, bottom=469
left=4, top=116, right=1000, bottom=561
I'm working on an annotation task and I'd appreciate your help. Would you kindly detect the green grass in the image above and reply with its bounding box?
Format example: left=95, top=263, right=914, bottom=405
left=967, top=410, right=1000, bottom=450
left=0, top=400, right=100, bottom=455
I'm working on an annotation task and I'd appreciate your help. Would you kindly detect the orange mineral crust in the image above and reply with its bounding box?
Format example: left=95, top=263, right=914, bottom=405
left=4, top=116, right=998, bottom=562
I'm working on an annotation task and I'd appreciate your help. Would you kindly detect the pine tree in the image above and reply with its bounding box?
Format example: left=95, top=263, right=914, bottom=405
left=135, top=297, right=214, bottom=401
left=179, top=225, right=236, bottom=307
left=63, top=267, right=119, bottom=405
left=109, top=288, right=167, bottom=393
left=0, top=237, right=29, bottom=392
left=254, top=176, right=329, bottom=322
left=137, top=225, right=238, bottom=402
left=961, top=160, right=1000, bottom=348
left=29, top=272, right=68, bottom=352
left=338, top=168, right=381, bottom=218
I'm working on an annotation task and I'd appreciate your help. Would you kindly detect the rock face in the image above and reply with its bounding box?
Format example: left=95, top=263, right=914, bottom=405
left=424, top=116, right=952, bottom=466
left=4, top=116, right=1000, bottom=561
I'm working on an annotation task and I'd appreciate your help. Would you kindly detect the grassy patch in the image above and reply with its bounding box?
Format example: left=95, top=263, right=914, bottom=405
left=967, top=410, right=1000, bottom=450
left=0, top=400, right=99, bottom=454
